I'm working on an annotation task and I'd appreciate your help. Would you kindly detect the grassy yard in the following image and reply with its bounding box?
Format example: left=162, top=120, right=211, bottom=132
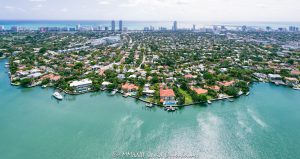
left=179, top=89, right=193, bottom=104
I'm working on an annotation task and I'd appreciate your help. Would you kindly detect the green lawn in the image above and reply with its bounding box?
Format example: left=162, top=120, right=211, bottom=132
left=179, top=89, right=193, bottom=104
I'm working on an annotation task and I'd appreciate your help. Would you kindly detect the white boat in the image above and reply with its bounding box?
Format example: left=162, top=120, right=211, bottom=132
left=293, top=87, right=300, bottom=90
left=165, top=106, right=177, bottom=112
left=146, top=103, right=153, bottom=107
left=53, top=92, right=63, bottom=100
left=246, top=92, right=250, bottom=96
left=110, top=90, right=117, bottom=95
left=123, top=93, right=129, bottom=98
left=228, top=98, right=234, bottom=102
left=207, top=100, right=212, bottom=104
left=42, top=85, right=47, bottom=88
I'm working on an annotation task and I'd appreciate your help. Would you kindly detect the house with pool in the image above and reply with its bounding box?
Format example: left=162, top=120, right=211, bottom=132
left=160, top=88, right=177, bottom=106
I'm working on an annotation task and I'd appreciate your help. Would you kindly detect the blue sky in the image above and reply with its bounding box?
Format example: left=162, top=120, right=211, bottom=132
left=0, top=0, right=299, bottom=21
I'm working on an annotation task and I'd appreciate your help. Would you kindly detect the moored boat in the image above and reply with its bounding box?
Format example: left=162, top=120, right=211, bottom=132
left=146, top=103, right=153, bottom=107
left=246, top=92, right=250, bottom=96
left=293, top=87, right=300, bottom=90
left=238, top=91, right=243, bottom=96
left=5, top=62, right=9, bottom=68
left=53, top=92, right=63, bottom=100
left=164, top=106, right=177, bottom=112
left=123, top=93, right=129, bottom=98
left=207, top=100, right=212, bottom=104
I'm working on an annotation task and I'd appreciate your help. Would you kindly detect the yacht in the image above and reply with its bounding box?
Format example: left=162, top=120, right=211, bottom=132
left=207, top=100, right=212, bottom=104
left=42, top=85, right=47, bottom=88
left=246, top=92, right=250, bottom=96
left=53, top=92, right=63, bottom=100
left=165, top=106, right=176, bottom=112
left=228, top=98, right=234, bottom=102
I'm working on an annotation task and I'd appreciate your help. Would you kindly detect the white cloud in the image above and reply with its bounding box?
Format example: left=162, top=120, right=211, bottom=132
left=32, top=4, right=43, bottom=10
left=1, top=0, right=300, bottom=21
left=98, top=0, right=111, bottom=5
left=61, top=8, right=68, bottom=12
left=4, top=5, right=26, bottom=12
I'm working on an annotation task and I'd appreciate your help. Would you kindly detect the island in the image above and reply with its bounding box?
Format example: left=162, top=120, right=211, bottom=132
left=1, top=29, right=300, bottom=107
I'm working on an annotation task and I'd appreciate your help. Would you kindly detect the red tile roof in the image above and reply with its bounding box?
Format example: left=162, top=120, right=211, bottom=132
left=98, top=69, right=105, bottom=76
left=205, top=85, right=220, bottom=91
left=191, top=87, right=208, bottom=95
left=218, top=81, right=235, bottom=87
left=41, top=74, right=61, bottom=81
left=122, top=83, right=139, bottom=91
left=160, top=89, right=175, bottom=97
left=184, top=74, right=193, bottom=79
left=291, top=70, right=300, bottom=75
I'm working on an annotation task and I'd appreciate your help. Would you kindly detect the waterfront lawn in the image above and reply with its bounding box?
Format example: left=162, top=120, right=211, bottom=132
left=179, top=89, right=193, bottom=105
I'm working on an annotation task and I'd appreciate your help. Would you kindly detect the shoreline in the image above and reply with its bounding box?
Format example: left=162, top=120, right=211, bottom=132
left=6, top=79, right=275, bottom=108
left=2, top=58, right=299, bottom=108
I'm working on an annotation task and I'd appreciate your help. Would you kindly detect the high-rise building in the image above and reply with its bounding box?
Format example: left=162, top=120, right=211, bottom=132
left=11, top=26, right=19, bottom=32
left=173, top=21, right=178, bottom=31
left=220, top=26, right=227, bottom=31
left=76, top=24, right=81, bottom=31
left=118, top=20, right=122, bottom=31
left=289, top=26, right=299, bottom=32
left=241, top=25, right=247, bottom=32
left=213, top=25, right=218, bottom=31
left=192, top=24, right=196, bottom=31
left=111, top=20, right=116, bottom=31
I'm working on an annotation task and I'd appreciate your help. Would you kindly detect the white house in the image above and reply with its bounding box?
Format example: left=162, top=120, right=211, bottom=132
left=70, top=79, right=92, bottom=92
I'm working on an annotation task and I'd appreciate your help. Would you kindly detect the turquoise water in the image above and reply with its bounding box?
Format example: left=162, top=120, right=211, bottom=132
left=0, top=59, right=300, bottom=159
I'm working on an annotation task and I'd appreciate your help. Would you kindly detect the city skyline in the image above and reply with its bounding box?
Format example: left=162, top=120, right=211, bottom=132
left=1, top=0, right=300, bottom=21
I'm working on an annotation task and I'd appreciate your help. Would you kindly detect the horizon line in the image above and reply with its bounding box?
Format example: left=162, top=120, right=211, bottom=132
left=0, top=19, right=300, bottom=23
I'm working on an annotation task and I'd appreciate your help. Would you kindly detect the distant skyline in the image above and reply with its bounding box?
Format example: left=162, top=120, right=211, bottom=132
left=0, top=0, right=300, bottom=21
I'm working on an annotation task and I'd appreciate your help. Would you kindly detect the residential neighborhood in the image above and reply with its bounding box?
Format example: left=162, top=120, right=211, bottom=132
left=1, top=29, right=300, bottom=107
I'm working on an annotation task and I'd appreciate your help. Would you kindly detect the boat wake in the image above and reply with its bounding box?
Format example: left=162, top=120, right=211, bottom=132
left=247, top=108, right=267, bottom=128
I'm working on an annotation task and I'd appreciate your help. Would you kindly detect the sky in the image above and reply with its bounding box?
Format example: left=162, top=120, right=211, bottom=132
left=0, top=0, right=299, bottom=21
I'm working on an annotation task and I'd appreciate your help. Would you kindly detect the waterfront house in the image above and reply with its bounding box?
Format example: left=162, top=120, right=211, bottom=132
left=191, top=87, right=208, bottom=95
left=70, top=79, right=93, bottom=93
left=27, top=72, right=43, bottom=79
left=254, top=73, right=268, bottom=80
left=160, top=88, right=176, bottom=105
left=17, top=71, right=29, bottom=77
left=268, top=74, right=284, bottom=85
left=40, top=74, right=61, bottom=81
left=268, top=74, right=282, bottom=81
left=205, top=85, right=220, bottom=92
left=143, top=84, right=155, bottom=96
left=285, top=77, right=299, bottom=87
left=101, top=81, right=112, bottom=89
left=121, top=83, right=139, bottom=93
